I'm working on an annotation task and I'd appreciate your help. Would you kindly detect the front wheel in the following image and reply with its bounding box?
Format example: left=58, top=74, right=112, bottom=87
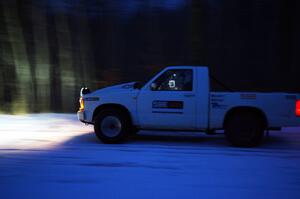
left=94, top=109, right=130, bottom=143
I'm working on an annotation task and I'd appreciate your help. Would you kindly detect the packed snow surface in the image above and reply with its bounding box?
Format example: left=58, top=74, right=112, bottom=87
left=0, top=114, right=300, bottom=199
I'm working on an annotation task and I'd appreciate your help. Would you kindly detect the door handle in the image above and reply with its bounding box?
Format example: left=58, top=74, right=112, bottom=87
left=184, top=94, right=195, bottom=97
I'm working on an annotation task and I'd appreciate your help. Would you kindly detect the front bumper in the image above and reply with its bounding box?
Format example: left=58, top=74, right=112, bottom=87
left=77, top=110, right=86, bottom=123
left=77, top=110, right=94, bottom=124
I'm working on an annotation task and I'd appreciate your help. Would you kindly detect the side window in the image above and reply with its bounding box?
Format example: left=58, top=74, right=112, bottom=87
left=152, top=69, right=193, bottom=91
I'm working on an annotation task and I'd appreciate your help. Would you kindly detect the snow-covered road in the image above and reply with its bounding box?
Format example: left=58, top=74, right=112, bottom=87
left=1, top=114, right=300, bottom=199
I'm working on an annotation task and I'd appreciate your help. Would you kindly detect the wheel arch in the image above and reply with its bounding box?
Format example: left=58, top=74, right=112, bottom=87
left=223, top=106, right=268, bottom=129
left=92, top=103, right=132, bottom=124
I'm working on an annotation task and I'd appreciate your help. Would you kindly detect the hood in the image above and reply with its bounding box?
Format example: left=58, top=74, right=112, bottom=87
left=93, top=82, right=137, bottom=94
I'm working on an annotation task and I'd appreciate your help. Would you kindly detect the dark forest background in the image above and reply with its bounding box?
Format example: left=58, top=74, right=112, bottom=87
left=0, top=0, right=299, bottom=113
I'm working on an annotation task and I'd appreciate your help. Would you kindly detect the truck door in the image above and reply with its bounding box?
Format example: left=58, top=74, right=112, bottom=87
left=137, top=68, right=197, bottom=130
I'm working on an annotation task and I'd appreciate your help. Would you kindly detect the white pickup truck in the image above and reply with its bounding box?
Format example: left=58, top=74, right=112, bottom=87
left=78, top=66, right=300, bottom=147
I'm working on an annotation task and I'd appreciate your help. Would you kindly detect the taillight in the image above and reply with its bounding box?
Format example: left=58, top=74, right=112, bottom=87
left=296, top=100, right=300, bottom=117
left=79, top=97, right=84, bottom=111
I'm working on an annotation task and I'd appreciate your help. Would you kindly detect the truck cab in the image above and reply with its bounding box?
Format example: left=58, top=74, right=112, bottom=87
left=136, top=66, right=209, bottom=131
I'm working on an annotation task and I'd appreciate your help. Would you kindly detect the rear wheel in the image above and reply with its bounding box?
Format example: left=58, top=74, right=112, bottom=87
left=225, top=111, right=265, bottom=147
left=94, top=109, right=130, bottom=143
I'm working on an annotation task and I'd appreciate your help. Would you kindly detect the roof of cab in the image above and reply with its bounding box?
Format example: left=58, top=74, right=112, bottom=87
left=166, top=65, right=208, bottom=69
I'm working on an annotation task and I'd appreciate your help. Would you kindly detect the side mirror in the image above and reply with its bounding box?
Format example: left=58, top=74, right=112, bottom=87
left=133, top=82, right=142, bottom=89
left=80, top=87, right=90, bottom=96
left=150, top=83, right=157, bottom=91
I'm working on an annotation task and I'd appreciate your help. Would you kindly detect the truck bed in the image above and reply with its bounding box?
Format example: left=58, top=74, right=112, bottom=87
left=209, top=92, right=300, bottom=129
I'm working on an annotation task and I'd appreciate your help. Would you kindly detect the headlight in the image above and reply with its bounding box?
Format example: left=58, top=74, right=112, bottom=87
left=79, top=97, right=84, bottom=111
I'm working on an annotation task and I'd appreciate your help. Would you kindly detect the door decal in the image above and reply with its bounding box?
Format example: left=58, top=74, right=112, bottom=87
left=152, top=100, right=183, bottom=109
left=152, top=111, right=183, bottom=114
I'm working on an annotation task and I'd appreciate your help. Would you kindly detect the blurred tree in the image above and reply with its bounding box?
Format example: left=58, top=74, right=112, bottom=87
left=0, top=0, right=300, bottom=114
left=189, top=0, right=208, bottom=65
left=17, top=0, right=38, bottom=111
left=1, top=0, right=31, bottom=113
left=0, top=1, right=17, bottom=112
left=46, top=4, right=62, bottom=112
left=31, top=1, right=51, bottom=112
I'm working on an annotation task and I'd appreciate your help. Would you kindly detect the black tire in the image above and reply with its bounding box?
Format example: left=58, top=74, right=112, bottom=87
left=130, top=128, right=139, bottom=136
left=94, top=108, right=130, bottom=144
left=225, top=111, right=265, bottom=147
